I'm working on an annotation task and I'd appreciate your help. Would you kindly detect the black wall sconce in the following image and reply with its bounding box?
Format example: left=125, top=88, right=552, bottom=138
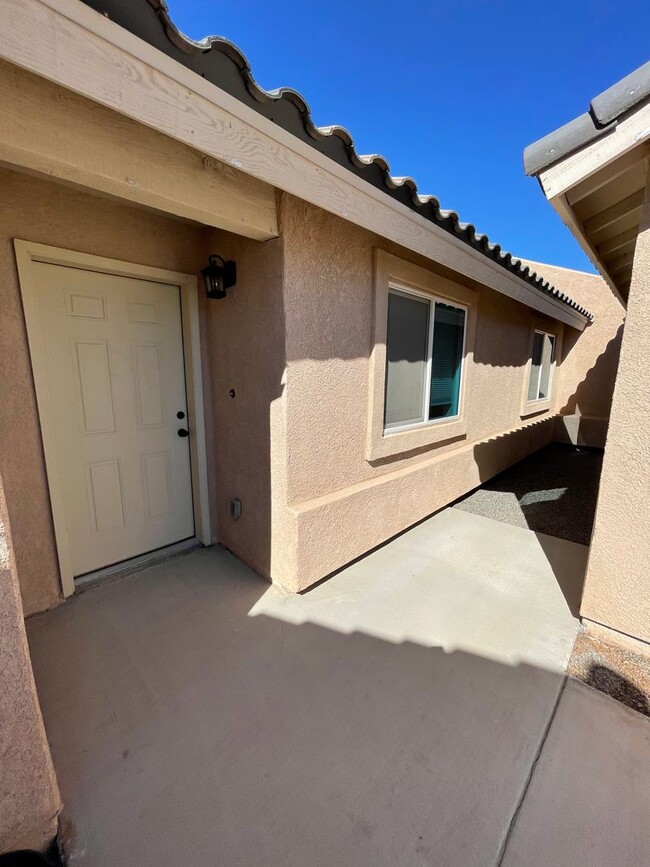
left=202, top=254, right=237, bottom=300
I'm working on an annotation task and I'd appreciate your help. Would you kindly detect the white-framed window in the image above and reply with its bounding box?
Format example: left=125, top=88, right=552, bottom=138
left=384, top=285, right=467, bottom=432
left=527, top=329, right=556, bottom=403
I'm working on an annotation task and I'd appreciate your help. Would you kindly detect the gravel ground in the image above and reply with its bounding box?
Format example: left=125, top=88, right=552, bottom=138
left=453, top=443, right=603, bottom=546
left=569, top=630, right=650, bottom=717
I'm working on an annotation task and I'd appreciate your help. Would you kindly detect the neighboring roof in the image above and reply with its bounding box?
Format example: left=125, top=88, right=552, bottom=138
left=524, top=60, right=650, bottom=176
left=79, top=0, right=592, bottom=322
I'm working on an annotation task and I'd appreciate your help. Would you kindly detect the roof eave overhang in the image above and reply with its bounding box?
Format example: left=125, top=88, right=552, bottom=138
left=535, top=102, right=650, bottom=304
left=1, top=0, right=590, bottom=330
left=536, top=101, right=650, bottom=201
left=544, top=194, right=629, bottom=307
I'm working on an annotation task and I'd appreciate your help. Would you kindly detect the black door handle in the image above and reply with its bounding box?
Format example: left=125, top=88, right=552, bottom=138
left=177, top=428, right=189, bottom=438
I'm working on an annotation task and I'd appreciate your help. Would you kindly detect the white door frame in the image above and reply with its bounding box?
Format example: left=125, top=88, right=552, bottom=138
left=14, top=240, right=212, bottom=598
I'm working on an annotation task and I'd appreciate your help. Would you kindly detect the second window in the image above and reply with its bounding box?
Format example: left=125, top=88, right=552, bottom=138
left=527, top=329, right=556, bottom=403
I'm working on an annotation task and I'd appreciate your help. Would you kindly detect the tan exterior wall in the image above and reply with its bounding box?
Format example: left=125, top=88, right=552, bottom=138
left=275, top=195, right=565, bottom=591
left=201, top=224, right=289, bottom=581
left=0, top=470, right=61, bottom=853
left=522, top=260, right=625, bottom=448
left=1, top=167, right=283, bottom=612
left=0, top=168, right=209, bottom=615
left=581, top=174, right=650, bottom=642
left=2, top=171, right=619, bottom=608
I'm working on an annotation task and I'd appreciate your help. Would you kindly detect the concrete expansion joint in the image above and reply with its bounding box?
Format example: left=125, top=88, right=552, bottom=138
left=494, top=676, right=568, bottom=867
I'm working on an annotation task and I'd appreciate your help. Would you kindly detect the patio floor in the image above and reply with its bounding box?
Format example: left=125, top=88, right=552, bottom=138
left=26, top=457, right=650, bottom=867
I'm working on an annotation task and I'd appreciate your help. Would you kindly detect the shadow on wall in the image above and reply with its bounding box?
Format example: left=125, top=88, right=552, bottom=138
left=560, top=323, right=624, bottom=416
left=202, top=225, right=286, bottom=584
left=204, top=193, right=616, bottom=619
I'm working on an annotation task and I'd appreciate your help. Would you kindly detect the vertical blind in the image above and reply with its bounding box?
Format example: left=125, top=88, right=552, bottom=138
left=429, top=303, right=465, bottom=419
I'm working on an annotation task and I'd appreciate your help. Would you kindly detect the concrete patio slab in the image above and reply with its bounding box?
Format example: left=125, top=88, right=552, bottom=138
left=252, top=508, right=585, bottom=673
left=27, top=545, right=565, bottom=867
left=501, top=679, right=650, bottom=867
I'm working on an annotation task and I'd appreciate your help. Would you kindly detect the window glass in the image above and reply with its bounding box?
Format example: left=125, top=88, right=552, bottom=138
left=429, top=303, right=465, bottom=420
left=384, top=288, right=466, bottom=431
left=384, top=291, right=430, bottom=427
left=538, top=334, right=555, bottom=399
left=527, top=330, right=555, bottom=401
left=527, top=331, right=544, bottom=401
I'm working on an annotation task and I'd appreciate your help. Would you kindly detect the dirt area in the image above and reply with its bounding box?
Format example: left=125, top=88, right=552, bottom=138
left=569, top=630, right=650, bottom=717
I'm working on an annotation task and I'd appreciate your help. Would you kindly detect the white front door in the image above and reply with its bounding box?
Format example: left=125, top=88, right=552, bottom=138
left=32, top=263, right=195, bottom=577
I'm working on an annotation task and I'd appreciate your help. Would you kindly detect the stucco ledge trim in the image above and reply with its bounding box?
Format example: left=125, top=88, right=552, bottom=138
left=520, top=401, right=552, bottom=419
left=367, top=420, right=468, bottom=463
left=291, top=415, right=557, bottom=517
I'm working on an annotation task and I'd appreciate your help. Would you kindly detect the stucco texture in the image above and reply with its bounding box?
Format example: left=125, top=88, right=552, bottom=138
left=2, top=169, right=622, bottom=606
left=521, top=259, right=624, bottom=448
left=201, top=223, right=289, bottom=582
left=277, top=195, right=568, bottom=590
left=581, top=172, right=650, bottom=641
left=0, top=168, right=209, bottom=614
left=0, top=470, right=60, bottom=853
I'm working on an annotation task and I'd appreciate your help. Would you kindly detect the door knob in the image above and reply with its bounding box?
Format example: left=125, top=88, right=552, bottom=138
left=177, top=428, right=189, bottom=438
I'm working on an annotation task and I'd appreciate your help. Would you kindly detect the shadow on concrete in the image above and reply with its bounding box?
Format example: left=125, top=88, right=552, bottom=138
left=454, top=443, right=604, bottom=618
left=560, top=323, right=624, bottom=417
left=458, top=443, right=603, bottom=547
left=0, top=844, right=63, bottom=866
left=534, top=532, right=585, bottom=619
left=26, top=547, right=565, bottom=867
left=26, top=547, right=650, bottom=867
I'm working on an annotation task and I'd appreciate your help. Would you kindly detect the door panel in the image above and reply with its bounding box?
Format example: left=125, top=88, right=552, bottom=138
left=33, top=263, right=195, bottom=576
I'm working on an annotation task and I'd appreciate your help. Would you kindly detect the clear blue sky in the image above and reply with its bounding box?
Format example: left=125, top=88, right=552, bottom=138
left=166, top=0, right=649, bottom=272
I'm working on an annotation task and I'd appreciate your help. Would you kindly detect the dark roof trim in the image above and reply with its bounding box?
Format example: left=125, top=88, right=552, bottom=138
left=80, top=0, right=592, bottom=321
left=524, top=60, right=650, bottom=176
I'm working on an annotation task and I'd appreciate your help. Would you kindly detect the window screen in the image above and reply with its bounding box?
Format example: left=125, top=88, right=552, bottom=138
left=384, top=291, right=430, bottom=427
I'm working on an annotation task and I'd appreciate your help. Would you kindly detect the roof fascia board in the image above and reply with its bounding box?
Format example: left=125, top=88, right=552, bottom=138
left=548, top=192, right=627, bottom=306
left=2, top=0, right=587, bottom=329
left=538, top=102, right=650, bottom=200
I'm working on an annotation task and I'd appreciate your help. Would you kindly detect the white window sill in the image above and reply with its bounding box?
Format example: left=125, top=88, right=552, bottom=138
left=521, top=399, right=551, bottom=419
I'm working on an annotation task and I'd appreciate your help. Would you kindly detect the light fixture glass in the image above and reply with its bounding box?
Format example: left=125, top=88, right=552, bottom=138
left=202, top=254, right=236, bottom=299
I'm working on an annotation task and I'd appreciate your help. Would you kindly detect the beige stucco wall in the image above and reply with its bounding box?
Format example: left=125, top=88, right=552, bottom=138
left=2, top=170, right=621, bottom=609
left=1, top=166, right=285, bottom=612
left=274, top=195, right=566, bottom=590
left=200, top=224, right=289, bottom=581
left=0, top=469, right=61, bottom=853
left=581, top=172, right=650, bottom=641
left=521, top=259, right=624, bottom=448
left=0, top=168, right=210, bottom=615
